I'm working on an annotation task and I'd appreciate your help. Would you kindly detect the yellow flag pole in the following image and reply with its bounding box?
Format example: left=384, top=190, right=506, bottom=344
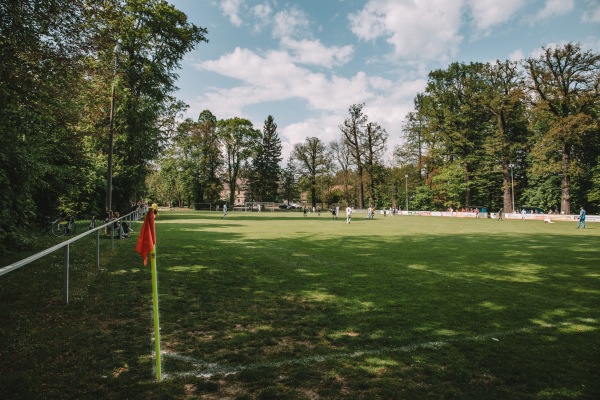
left=150, top=246, right=162, bottom=381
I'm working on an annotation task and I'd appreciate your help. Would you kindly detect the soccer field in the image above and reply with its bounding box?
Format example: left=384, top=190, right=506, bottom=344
left=1, top=211, right=599, bottom=399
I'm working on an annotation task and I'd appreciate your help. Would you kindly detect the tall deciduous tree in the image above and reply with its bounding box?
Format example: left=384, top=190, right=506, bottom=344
left=109, top=0, right=208, bottom=211
left=363, top=121, right=388, bottom=206
left=217, top=117, right=260, bottom=205
left=292, top=137, right=328, bottom=209
left=480, top=60, right=529, bottom=212
left=174, top=110, right=222, bottom=206
left=339, top=103, right=368, bottom=208
left=526, top=43, right=600, bottom=213
left=330, top=139, right=354, bottom=204
left=420, top=62, right=491, bottom=209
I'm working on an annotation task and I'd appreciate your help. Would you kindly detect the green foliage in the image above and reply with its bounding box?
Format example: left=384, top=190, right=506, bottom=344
left=280, top=159, right=300, bottom=204
left=291, top=137, right=328, bottom=208
left=247, top=115, right=283, bottom=202
left=393, top=44, right=600, bottom=215
left=217, top=117, right=261, bottom=205
left=0, top=0, right=208, bottom=254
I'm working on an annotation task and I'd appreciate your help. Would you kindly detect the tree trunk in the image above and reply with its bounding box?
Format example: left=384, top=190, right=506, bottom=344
left=357, top=165, right=364, bottom=208
left=561, top=141, right=571, bottom=214
left=503, top=161, right=512, bottom=212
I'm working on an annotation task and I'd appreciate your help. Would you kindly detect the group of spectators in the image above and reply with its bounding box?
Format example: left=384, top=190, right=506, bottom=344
left=104, top=210, right=134, bottom=239
left=103, top=201, right=150, bottom=239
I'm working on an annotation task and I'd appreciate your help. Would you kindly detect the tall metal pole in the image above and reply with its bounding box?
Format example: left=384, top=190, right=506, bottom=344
left=106, top=40, right=120, bottom=213
left=405, top=174, right=409, bottom=214
left=509, top=163, right=515, bottom=212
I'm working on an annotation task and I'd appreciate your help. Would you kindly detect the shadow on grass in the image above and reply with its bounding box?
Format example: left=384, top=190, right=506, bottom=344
left=1, top=212, right=599, bottom=399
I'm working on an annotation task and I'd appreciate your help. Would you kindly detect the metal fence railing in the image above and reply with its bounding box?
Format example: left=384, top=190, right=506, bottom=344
left=0, top=209, right=144, bottom=304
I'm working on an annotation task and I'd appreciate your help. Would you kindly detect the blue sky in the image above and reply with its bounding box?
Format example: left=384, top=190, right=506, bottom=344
left=167, top=0, right=599, bottom=161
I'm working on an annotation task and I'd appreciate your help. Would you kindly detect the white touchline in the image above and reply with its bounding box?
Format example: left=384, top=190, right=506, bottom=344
left=158, top=325, right=549, bottom=379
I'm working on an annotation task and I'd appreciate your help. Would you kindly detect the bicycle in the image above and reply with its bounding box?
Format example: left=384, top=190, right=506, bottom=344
left=44, top=215, right=66, bottom=236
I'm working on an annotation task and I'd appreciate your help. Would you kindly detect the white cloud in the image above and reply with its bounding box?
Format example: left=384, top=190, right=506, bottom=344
left=348, top=0, right=464, bottom=63
left=531, top=0, right=574, bottom=23
left=252, top=3, right=272, bottom=32
left=281, top=38, right=354, bottom=68
left=219, top=0, right=245, bottom=27
left=190, top=45, right=425, bottom=160
left=508, top=49, right=525, bottom=62
left=466, top=0, right=527, bottom=32
left=272, top=6, right=311, bottom=39
left=197, top=47, right=371, bottom=112
left=582, top=1, right=600, bottom=23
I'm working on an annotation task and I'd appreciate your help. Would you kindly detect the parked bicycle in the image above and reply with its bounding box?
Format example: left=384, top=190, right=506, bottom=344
left=44, top=215, right=65, bottom=236
left=43, top=214, right=77, bottom=236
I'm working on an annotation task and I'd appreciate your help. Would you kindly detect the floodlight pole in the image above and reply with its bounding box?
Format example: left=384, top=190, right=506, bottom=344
left=106, top=39, right=121, bottom=213
left=509, top=163, right=515, bottom=212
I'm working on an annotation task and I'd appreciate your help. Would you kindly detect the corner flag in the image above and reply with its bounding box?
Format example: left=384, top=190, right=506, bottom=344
left=135, top=209, right=156, bottom=266
left=134, top=208, right=162, bottom=380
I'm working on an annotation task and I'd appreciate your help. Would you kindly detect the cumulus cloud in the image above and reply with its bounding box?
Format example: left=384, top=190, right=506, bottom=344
left=252, top=3, right=272, bottom=32
left=197, top=47, right=371, bottom=112
left=508, top=49, right=525, bottom=62
left=466, top=0, right=526, bottom=32
left=281, top=38, right=354, bottom=68
left=272, top=6, right=311, bottom=39
left=529, top=0, right=574, bottom=23
left=219, top=0, right=245, bottom=27
left=348, top=0, right=464, bottom=63
left=191, top=44, right=422, bottom=160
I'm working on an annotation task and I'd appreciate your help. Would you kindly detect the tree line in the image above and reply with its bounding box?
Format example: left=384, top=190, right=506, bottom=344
left=151, top=43, right=599, bottom=217
left=1, top=0, right=598, bottom=255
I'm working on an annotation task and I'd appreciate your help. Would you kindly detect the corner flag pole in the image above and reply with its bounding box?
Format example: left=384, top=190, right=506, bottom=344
left=150, top=246, right=162, bottom=381
left=135, top=205, right=161, bottom=381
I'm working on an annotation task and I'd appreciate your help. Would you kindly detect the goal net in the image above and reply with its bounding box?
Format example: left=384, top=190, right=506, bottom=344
left=193, top=203, right=212, bottom=211
left=244, top=202, right=275, bottom=212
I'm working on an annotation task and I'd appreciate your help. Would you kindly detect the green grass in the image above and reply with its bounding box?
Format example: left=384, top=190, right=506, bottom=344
left=1, top=211, right=599, bottom=399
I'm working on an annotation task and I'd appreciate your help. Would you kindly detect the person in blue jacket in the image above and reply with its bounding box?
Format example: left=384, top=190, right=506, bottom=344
left=577, top=207, right=586, bottom=229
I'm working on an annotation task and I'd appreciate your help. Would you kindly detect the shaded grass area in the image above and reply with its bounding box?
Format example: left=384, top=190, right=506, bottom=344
left=1, top=212, right=599, bottom=399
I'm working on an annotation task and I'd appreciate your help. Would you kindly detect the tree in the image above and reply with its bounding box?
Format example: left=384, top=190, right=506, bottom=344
left=480, top=60, right=529, bottom=212
left=248, top=115, right=282, bottom=201
left=339, top=103, right=368, bottom=208
left=526, top=43, right=600, bottom=213
left=362, top=121, right=388, bottom=206
left=217, top=117, right=261, bottom=205
left=280, top=159, right=299, bottom=204
left=329, top=139, right=354, bottom=204
left=397, top=94, right=428, bottom=177
left=420, top=62, right=492, bottom=209
left=0, top=0, right=96, bottom=251
left=172, top=110, right=222, bottom=207
left=105, top=0, right=208, bottom=211
left=292, top=137, right=328, bottom=209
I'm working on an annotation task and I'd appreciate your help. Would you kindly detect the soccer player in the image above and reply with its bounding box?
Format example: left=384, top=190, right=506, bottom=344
left=346, top=206, right=352, bottom=224
left=577, top=207, right=586, bottom=229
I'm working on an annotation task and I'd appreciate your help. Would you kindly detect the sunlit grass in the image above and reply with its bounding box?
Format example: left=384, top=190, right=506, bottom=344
left=1, top=210, right=599, bottom=399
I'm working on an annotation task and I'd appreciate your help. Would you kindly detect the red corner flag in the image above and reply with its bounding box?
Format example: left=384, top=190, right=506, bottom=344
left=136, top=210, right=156, bottom=266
